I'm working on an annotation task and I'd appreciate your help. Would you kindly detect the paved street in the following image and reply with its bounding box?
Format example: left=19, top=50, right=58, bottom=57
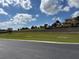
left=0, top=40, right=79, bottom=59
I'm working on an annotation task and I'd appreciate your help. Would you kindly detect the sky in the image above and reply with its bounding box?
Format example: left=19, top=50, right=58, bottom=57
left=0, top=0, right=79, bottom=30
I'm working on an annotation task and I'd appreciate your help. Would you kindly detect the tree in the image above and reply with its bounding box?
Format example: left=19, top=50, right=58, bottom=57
left=22, top=27, right=29, bottom=30
left=51, top=20, right=61, bottom=28
left=31, top=26, right=35, bottom=29
left=44, top=24, right=49, bottom=29
left=75, top=16, right=79, bottom=21
left=39, top=26, right=44, bottom=29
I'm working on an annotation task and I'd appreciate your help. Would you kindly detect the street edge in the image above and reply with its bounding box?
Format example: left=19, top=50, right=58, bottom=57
left=0, top=38, right=79, bottom=44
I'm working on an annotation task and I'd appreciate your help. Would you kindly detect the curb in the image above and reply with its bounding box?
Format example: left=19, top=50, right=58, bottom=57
left=1, top=39, right=79, bottom=44
left=18, top=40, right=79, bottom=44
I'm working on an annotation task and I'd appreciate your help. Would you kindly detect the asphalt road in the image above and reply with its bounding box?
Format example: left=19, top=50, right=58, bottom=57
left=0, top=40, right=79, bottom=59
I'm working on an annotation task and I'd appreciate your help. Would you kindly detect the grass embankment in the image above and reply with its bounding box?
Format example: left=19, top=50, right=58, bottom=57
left=0, top=32, right=79, bottom=43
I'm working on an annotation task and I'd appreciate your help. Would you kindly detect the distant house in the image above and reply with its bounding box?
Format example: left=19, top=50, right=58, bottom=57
left=63, top=16, right=79, bottom=27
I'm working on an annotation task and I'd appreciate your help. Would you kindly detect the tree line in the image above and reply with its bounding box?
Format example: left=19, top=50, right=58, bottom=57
left=19, top=16, right=79, bottom=31
left=0, top=16, right=79, bottom=32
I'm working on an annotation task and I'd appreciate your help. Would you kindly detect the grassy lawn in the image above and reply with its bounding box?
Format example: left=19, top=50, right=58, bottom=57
left=0, top=32, right=79, bottom=43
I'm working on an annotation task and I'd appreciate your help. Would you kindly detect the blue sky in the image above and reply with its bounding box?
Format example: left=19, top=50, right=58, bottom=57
left=0, top=0, right=79, bottom=30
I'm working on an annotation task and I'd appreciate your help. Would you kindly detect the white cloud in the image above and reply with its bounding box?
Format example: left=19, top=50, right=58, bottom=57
left=0, top=0, right=32, bottom=10
left=19, top=0, right=32, bottom=10
left=40, top=0, right=62, bottom=15
left=0, top=13, right=36, bottom=29
left=0, top=8, right=8, bottom=15
left=40, top=0, right=70, bottom=15
left=35, top=14, right=39, bottom=18
left=62, top=6, right=70, bottom=12
left=52, top=17, right=62, bottom=22
left=68, top=0, right=79, bottom=8
left=11, top=13, right=36, bottom=24
left=72, top=11, right=79, bottom=18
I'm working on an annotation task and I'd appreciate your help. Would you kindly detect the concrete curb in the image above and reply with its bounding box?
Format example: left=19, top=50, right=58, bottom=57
left=18, top=40, right=79, bottom=44
left=1, top=39, right=79, bottom=44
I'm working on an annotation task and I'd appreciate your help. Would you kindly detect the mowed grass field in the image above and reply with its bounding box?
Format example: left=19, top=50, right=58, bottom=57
left=0, top=32, right=79, bottom=43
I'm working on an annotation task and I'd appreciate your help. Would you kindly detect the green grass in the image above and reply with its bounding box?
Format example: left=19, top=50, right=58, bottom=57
left=0, top=32, right=79, bottom=43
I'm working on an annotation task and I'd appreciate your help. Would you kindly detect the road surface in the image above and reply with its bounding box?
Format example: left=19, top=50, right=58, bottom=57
left=0, top=40, right=79, bottom=59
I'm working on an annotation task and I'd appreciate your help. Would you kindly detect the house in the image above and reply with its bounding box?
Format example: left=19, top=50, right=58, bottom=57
left=63, top=16, right=79, bottom=27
